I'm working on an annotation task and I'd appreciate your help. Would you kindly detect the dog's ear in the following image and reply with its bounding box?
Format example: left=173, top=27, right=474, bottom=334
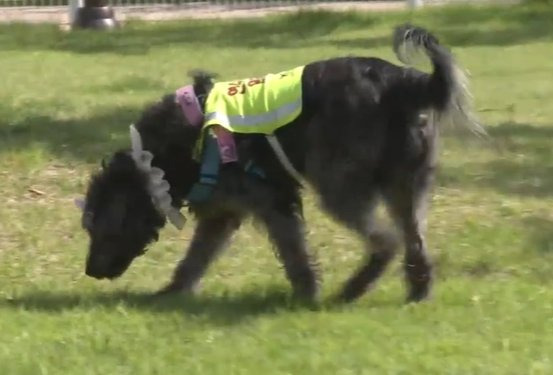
left=188, top=69, right=219, bottom=82
left=75, top=198, right=94, bottom=229
left=82, top=210, right=94, bottom=230
left=188, top=69, right=219, bottom=94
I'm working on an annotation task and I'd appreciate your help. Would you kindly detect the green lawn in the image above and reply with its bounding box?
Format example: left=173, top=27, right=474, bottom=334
left=1, top=4, right=553, bottom=374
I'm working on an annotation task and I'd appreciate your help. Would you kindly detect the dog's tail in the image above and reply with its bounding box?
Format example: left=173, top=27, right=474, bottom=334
left=393, top=24, right=485, bottom=136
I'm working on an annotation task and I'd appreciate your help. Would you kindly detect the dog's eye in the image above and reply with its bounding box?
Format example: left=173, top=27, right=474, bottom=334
left=417, top=112, right=431, bottom=128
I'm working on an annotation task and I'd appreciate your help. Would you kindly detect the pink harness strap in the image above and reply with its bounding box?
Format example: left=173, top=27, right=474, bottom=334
left=175, top=85, right=237, bottom=163
left=211, top=125, right=238, bottom=164
left=175, top=85, right=204, bottom=128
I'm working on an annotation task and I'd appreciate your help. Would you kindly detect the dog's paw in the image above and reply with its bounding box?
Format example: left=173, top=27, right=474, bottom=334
left=291, top=285, right=320, bottom=307
left=405, top=286, right=432, bottom=304
left=154, top=283, right=196, bottom=298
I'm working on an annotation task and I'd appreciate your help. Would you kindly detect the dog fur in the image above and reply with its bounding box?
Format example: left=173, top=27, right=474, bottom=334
left=79, top=25, right=480, bottom=303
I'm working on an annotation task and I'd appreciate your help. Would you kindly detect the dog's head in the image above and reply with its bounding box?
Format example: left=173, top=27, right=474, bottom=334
left=79, top=151, right=166, bottom=279
left=77, top=74, right=217, bottom=279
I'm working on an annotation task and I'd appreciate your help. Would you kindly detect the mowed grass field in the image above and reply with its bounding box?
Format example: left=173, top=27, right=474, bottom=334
left=1, top=4, right=553, bottom=374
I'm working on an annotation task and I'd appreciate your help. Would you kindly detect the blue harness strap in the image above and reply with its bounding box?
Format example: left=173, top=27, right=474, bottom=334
left=244, top=160, right=266, bottom=179
left=186, top=133, right=267, bottom=204
left=186, top=134, right=221, bottom=203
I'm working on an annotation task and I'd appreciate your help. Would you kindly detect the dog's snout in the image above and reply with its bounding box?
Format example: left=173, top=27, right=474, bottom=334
left=85, top=261, right=106, bottom=279
left=85, top=252, right=111, bottom=279
left=85, top=266, right=105, bottom=279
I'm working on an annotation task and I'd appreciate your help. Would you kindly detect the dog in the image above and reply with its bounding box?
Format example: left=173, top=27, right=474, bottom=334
left=77, top=24, right=482, bottom=303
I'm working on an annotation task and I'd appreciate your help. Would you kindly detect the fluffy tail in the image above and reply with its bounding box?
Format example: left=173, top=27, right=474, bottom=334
left=393, top=24, right=485, bottom=136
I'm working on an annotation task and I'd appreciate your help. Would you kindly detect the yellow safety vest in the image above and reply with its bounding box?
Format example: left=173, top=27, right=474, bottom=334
left=204, top=65, right=305, bottom=134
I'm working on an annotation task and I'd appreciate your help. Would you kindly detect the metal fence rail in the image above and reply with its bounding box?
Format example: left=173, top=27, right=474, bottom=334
left=0, top=0, right=494, bottom=7
left=0, top=0, right=401, bottom=25
left=0, top=0, right=381, bottom=7
left=0, top=0, right=515, bottom=25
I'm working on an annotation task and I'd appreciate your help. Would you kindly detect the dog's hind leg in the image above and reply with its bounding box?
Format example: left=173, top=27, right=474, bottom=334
left=339, top=228, right=399, bottom=302
left=321, top=191, right=399, bottom=303
left=257, top=200, right=320, bottom=302
left=383, top=171, right=434, bottom=303
left=157, top=214, right=241, bottom=295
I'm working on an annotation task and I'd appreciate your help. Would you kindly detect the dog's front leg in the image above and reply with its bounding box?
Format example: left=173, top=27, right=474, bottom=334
left=157, top=214, right=241, bottom=295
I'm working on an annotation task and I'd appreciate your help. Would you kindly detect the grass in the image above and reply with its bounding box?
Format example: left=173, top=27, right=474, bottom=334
left=1, top=3, right=553, bottom=374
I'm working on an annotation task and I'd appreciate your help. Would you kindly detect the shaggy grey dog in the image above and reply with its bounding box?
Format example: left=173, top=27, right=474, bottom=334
left=78, top=24, right=481, bottom=303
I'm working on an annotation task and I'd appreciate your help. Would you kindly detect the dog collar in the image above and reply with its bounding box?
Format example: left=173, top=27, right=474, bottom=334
left=175, top=85, right=204, bottom=128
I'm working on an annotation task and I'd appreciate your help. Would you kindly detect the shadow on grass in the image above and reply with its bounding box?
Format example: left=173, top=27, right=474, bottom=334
left=439, top=122, right=553, bottom=199
left=0, top=5, right=552, bottom=55
left=1, top=288, right=325, bottom=325
left=0, top=11, right=374, bottom=54
left=523, top=216, right=553, bottom=255
left=0, top=104, right=138, bottom=163
left=329, top=5, right=553, bottom=50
